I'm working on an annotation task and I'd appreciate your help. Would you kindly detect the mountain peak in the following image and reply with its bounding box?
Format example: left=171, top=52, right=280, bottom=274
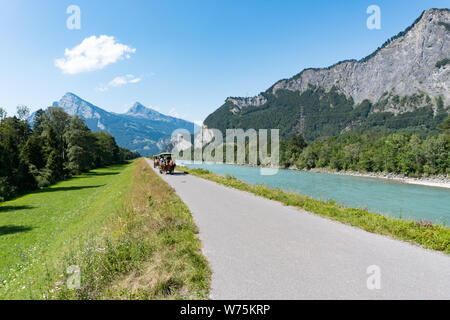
left=126, top=102, right=162, bottom=119
left=128, top=102, right=147, bottom=113
left=54, top=92, right=105, bottom=122
left=62, top=92, right=82, bottom=101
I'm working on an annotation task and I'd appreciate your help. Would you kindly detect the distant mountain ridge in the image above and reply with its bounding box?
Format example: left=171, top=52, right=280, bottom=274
left=126, top=102, right=174, bottom=121
left=52, top=93, right=197, bottom=155
left=204, top=8, right=450, bottom=141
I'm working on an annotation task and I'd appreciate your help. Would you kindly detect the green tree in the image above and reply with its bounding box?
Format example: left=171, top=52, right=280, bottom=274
left=297, top=145, right=316, bottom=169
left=21, top=135, right=45, bottom=170
left=64, top=116, right=96, bottom=174
left=358, top=149, right=375, bottom=172
left=92, top=132, right=120, bottom=167
left=32, top=109, right=47, bottom=136
left=398, top=135, right=424, bottom=175
left=41, top=108, right=70, bottom=180
left=16, top=105, right=30, bottom=121
left=423, top=135, right=448, bottom=175
left=438, top=116, right=450, bottom=132
left=0, top=116, right=36, bottom=198
left=383, top=133, right=409, bottom=172
left=282, top=134, right=308, bottom=167
left=0, top=107, right=7, bottom=122
left=342, top=143, right=362, bottom=170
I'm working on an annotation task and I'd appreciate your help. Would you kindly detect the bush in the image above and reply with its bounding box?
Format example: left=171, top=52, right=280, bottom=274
left=436, top=58, right=450, bottom=68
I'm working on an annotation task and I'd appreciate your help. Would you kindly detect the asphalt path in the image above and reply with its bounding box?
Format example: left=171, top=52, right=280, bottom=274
left=146, top=159, right=450, bottom=299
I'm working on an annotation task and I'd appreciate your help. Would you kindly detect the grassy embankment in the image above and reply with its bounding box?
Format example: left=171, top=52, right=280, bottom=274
left=179, top=166, right=450, bottom=254
left=0, top=159, right=210, bottom=299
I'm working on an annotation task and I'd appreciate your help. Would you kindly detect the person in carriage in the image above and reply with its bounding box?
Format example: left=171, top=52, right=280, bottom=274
left=157, top=153, right=176, bottom=175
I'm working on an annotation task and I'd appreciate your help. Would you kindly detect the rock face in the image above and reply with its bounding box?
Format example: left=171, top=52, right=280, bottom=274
left=226, top=96, right=268, bottom=109
left=53, top=93, right=197, bottom=155
left=55, top=92, right=110, bottom=131
left=223, top=8, right=450, bottom=110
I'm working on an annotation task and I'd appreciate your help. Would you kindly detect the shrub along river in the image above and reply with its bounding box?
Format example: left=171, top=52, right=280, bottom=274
left=181, top=162, right=450, bottom=226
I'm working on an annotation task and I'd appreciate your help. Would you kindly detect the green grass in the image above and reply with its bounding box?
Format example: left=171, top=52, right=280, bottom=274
left=56, top=159, right=211, bottom=300
left=0, top=160, right=210, bottom=299
left=0, top=163, right=134, bottom=299
left=180, top=166, right=450, bottom=254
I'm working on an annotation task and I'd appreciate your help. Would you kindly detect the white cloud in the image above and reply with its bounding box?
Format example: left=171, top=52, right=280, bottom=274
left=55, top=35, right=136, bottom=74
left=96, top=74, right=142, bottom=92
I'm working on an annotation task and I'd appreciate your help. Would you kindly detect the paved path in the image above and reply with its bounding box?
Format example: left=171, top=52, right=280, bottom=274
left=145, top=159, right=450, bottom=299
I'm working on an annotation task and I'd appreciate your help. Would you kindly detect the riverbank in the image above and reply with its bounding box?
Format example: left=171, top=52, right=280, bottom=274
left=297, top=167, right=450, bottom=189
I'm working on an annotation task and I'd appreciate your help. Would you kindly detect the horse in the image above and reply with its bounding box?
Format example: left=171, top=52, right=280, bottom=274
left=154, top=157, right=160, bottom=168
left=167, top=159, right=176, bottom=174
left=159, top=158, right=176, bottom=175
left=159, top=159, right=167, bottom=174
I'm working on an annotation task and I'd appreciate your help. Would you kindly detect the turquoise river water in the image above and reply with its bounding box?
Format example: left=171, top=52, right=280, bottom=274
left=181, top=162, right=450, bottom=226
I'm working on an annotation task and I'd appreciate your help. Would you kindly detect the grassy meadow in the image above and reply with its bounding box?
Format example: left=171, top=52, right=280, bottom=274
left=0, top=159, right=210, bottom=299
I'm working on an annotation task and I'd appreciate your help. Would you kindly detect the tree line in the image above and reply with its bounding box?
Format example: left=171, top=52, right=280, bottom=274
left=281, top=118, right=450, bottom=177
left=0, top=106, right=140, bottom=202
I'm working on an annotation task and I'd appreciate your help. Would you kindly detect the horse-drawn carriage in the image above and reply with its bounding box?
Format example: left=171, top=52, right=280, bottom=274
left=154, top=153, right=176, bottom=174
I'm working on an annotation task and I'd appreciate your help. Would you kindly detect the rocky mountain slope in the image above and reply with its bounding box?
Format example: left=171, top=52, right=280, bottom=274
left=53, top=93, right=196, bottom=155
left=204, top=8, right=449, bottom=141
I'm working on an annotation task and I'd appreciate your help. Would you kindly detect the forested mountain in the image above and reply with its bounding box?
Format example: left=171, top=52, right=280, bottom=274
left=204, top=9, right=450, bottom=141
left=52, top=93, right=197, bottom=155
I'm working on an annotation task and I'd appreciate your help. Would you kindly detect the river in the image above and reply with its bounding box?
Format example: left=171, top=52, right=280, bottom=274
left=181, top=162, right=450, bottom=226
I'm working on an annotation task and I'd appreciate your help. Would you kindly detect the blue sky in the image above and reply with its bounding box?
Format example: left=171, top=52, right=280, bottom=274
left=0, top=0, right=448, bottom=124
